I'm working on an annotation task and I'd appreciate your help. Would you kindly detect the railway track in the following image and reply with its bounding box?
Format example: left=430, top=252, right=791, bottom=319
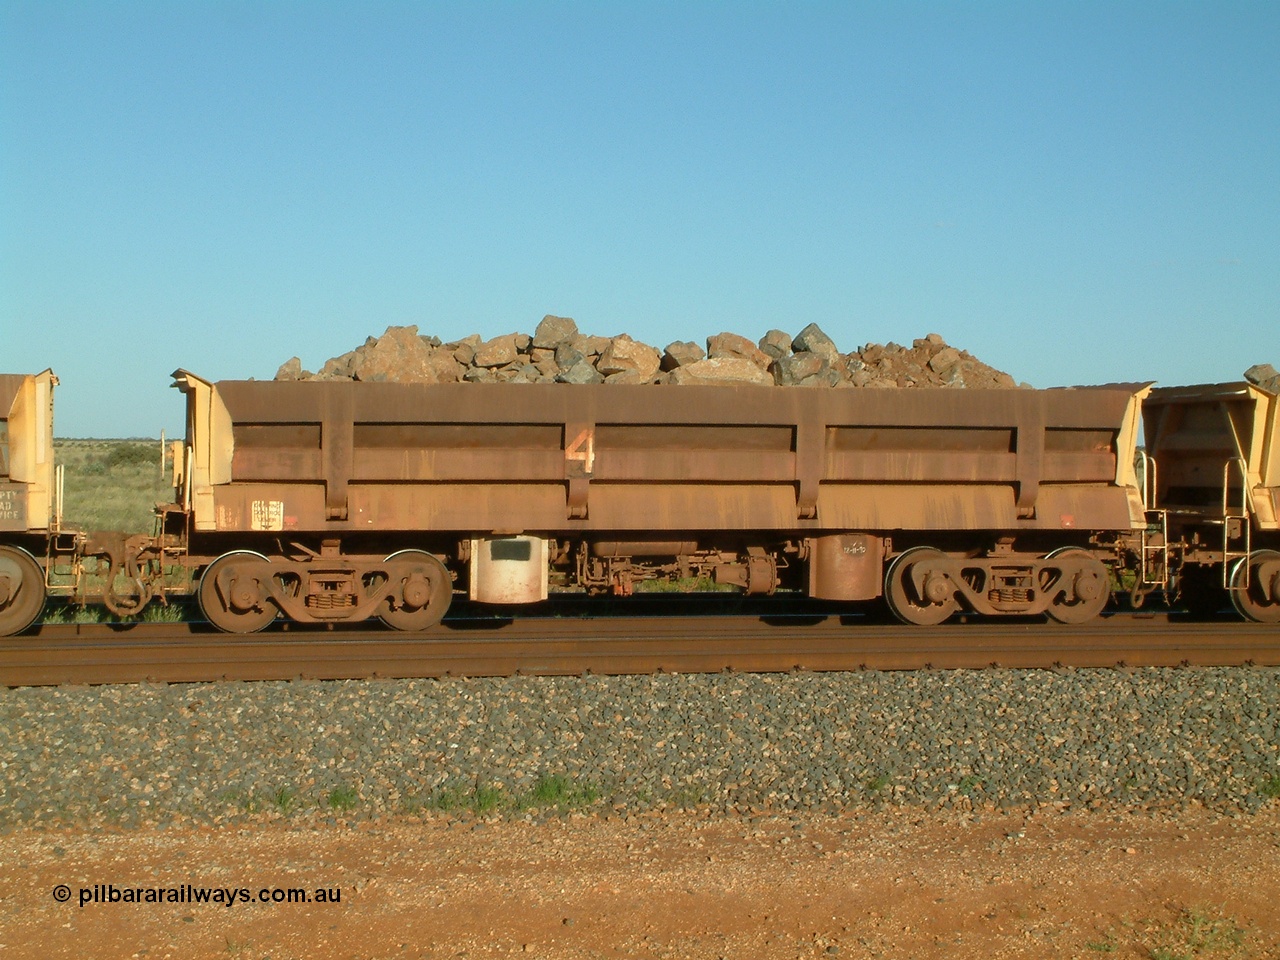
left=2, top=610, right=1277, bottom=686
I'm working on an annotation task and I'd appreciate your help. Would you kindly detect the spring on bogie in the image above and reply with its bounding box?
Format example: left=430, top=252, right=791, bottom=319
left=305, top=593, right=357, bottom=610
left=988, top=587, right=1032, bottom=604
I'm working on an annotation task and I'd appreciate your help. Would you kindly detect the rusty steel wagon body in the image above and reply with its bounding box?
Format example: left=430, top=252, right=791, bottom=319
left=166, top=371, right=1151, bottom=631
left=1132, top=380, right=1280, bottom=622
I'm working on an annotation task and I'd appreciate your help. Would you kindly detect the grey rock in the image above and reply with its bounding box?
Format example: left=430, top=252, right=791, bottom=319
left=597, top=335, right=661, bottom=381
left=1244, top=363, right=1280, bottom=393
left=499, top=363, right=541, bottom=383
left=707, top=332, right=772, bottom=370
left=275, top=357, right=304, bottom=381
left=556, top=359, right=605, bottom=385
left=473, top=334, right=521, bottom=368
left=792, top=323, right=839, bottom=360
left=758, top=329, right=793, bottom=360
left=449, top=335, right=482, bottom=366
left=555, top=343, right=587, bottom=370
left=463, top=366, right=498, bottom=383
left=427, top=350, right=464, bottom=383
left=797, top=368, right=842, bottom=388
left=348, top=326, right=457, bottom=384
left=928, top=347, right=963, bottom=375
left=532, top=315, right=579, bottom=349
left=661, top=341, right=706, bottom=371
left=569, top=335, right=614, bottom=358
left=667, top=357, right=774, bottom=386
left=1244, top=362, right=1278, bottom=384
left=772, top=351, right=829, bottom=386
left=532, top=356, right=561, bottom=380
left=316, top=350, right=358, bottom=380
left=603, top=370, right=654, bottom=385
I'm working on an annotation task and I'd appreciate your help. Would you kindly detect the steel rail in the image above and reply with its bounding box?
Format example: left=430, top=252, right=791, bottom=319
left=2, top=613, right=1277, bottom=686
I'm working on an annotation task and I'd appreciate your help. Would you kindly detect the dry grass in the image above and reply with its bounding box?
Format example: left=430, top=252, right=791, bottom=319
left=54, top=439, right=173, bottom=533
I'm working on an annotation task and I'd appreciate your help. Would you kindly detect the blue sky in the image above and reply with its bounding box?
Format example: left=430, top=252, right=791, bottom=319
left=3, top=1, right=1277, bottom=437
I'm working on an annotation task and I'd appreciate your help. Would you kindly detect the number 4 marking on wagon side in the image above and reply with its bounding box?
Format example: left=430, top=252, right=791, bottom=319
left=566, top=428, right=595, bottom=476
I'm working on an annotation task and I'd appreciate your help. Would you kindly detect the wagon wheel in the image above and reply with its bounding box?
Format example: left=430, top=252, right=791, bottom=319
left=0, top=546, right=46, bottom=637
left=1044, top=548, right=1110, bottom=625
left=1228, top=550, right=1280, bottom=624
left=884, top=547, right=958, bottom=625
left=197, top=551, right=278, bottom=634
left=379, top=550, right=452, bottom=631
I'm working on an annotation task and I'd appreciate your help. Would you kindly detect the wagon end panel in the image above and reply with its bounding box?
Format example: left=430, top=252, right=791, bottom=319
left=0, top=370, right=57, bottom=534
left=173, top=370, right=234, bottom=532
left=1145, top=381, right=1278, bottom=531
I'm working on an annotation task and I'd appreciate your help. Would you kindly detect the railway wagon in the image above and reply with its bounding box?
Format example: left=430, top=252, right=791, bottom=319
left=172, top=371, right=1149, bottom=631
left=0, top=370, right=61, bottom=635
left=1135, top=379, right=1280, bottom=622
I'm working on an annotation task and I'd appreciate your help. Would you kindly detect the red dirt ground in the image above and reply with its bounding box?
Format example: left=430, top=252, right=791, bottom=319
left=2, top=806, right=1278, bottom=959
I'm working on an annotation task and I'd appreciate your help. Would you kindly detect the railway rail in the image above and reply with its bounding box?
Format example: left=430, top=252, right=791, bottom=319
left=3, top=612, right=1276, bottom=687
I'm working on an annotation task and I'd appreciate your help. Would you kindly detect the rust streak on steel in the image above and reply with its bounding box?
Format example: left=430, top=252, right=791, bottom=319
left=2, top=615, right=1278, bottom=686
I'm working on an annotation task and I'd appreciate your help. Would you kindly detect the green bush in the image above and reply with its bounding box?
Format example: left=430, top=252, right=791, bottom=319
left=106, top=442, right=160, bottom=469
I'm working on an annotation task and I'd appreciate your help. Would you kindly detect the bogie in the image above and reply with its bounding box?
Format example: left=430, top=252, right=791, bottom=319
left=882, top=545, right=1113, bottom=625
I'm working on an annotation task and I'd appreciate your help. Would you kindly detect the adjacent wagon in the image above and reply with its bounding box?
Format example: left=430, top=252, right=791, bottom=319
left=1135, top=379, right=1280, bottom=622
left=0, top=370, right=62, bottom=635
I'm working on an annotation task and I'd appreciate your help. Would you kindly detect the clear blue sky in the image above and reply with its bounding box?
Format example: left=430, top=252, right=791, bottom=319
left=3, top=1, right=1276, bottom=437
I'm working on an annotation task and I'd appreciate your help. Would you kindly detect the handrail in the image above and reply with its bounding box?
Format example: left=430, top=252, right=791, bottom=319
left=1223, top=457, right=1251, bottom=590
left=54, top=463, right=64, bottom=533
left=1138, top=450, right=1158, bottom=510
left=1223, top=456, right=1248, bottom=520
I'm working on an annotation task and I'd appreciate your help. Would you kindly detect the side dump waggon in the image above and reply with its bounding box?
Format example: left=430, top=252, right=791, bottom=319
left=1133, top=380, right=1280, bottom=622
left=168, top=372, right=1150, bottom=631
